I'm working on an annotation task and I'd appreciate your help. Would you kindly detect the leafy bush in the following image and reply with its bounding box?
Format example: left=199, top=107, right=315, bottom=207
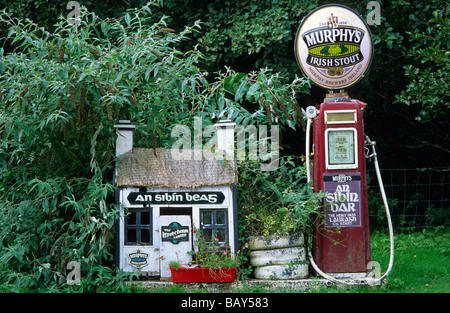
left=395, top=9, right=449, bottom=123
left=0, top=2, right=205, bottom=291
left=237, top=156, right=324, bottom=237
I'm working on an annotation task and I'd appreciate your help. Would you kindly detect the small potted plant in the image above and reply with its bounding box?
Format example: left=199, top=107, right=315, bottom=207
left=169, top=228, right=240, bottom=283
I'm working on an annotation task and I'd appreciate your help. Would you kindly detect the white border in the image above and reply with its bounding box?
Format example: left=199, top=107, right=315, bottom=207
left=325, top=128, right=358, bottom=170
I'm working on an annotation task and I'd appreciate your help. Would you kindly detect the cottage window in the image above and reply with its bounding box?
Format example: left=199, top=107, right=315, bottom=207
left=125, top=208, right=152, bottom=245
left=200, top=209, right=228, bottom=244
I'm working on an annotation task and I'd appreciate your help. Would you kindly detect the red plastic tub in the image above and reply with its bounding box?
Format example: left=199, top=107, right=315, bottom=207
left=170, top=265, right=237, bottom=283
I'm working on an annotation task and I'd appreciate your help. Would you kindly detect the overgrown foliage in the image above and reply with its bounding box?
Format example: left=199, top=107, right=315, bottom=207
left=395, top=9, right=449, bottom=125
left=238, top=157, right=324, bottom=237
left=0, top=2, right=311, bottom=291
left=158, top=0, right=318, bottom=77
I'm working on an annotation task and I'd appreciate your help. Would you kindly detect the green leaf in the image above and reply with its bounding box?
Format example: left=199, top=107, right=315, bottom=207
left=145, top=69, right=152, bottom=81
left=224, top=76, right=234, bottom=92
left=124, top=14, right=131, bottom=26
left=232, top=73, right=247, bottom=86
left=100, top=22, right=109, bottom=36
left=235, top=79, right=249, bottom=102
left=246, top=82, right=261, bottom=99
left=217, top=96, right=225, bottom=111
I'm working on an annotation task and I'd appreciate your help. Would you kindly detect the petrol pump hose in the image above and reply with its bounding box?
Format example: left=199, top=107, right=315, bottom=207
left=305, top=113, right=394, bottom=286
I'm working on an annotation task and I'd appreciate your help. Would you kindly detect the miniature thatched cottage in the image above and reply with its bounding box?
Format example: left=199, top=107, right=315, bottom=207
left=113, top=120, right=238, bottom=277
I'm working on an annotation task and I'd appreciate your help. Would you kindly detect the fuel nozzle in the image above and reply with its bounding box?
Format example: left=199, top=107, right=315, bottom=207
left=365, top=135, right=378, bottom=160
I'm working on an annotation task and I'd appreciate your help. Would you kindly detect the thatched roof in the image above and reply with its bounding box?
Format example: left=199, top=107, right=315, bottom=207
left=115, top=148, right=236, bottom=188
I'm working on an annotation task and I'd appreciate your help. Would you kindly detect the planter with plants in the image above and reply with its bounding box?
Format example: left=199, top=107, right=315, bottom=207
left=238, top=157, right=325, bottom=279
left=169, top=229, right=240, bottom=283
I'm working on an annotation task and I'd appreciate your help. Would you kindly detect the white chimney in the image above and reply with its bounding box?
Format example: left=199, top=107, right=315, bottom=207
left=114, top=120, right=135, bottom=156
left=214, top=119, right=235, bottom=160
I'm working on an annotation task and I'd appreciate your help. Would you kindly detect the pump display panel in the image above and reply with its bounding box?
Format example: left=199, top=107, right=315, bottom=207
left=325, top=110, right=357, bottom=124
left=325, top=128, right=358, bottom=169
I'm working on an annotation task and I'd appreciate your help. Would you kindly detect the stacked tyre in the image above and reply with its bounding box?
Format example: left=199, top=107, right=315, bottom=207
left=249, top=232, right=308, bottom=280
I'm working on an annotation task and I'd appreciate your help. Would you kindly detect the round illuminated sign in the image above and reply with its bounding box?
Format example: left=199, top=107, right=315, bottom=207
left=295, top=4, right=373, bottom=90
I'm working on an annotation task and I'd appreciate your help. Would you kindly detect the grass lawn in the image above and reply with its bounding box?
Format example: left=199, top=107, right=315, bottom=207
left=362, top=230, right=449, bottom=293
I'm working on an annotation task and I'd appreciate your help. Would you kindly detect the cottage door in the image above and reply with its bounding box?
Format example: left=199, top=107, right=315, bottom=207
left=159, top=215, right=192, bottom=278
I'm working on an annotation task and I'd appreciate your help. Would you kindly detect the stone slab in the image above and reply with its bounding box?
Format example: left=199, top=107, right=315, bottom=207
left=127, top=278, right=380, bottom=293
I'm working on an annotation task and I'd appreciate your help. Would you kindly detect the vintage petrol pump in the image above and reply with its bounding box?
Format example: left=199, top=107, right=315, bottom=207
left=295, top=4, right=394, bottom=282
left=311, top=94, right=371, bottom=274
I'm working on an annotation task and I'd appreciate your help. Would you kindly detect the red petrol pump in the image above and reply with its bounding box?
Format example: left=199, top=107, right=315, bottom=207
left=295, top=4, right=394, bottom=283
left=311, top=94, right=371, bottom=274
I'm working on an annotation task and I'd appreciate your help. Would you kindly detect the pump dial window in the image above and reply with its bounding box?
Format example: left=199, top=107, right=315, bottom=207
left=325, top=128, right=358, bottom=169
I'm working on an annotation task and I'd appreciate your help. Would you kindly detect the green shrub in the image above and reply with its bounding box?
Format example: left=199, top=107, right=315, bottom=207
left=237, top=156, right=324, bottom=237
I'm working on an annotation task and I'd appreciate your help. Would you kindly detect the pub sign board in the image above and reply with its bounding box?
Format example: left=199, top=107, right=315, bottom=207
left=128, top=250, right=149, bottom=269
left=161, top=222, right=189, bottom=244
left=295, top=4, right=373, bottom=90
left=323, top=173, right=362, bottom=227
left=128, top=191, right=225, bottom=205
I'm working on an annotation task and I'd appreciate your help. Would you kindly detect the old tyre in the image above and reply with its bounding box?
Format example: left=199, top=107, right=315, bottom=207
left=249, top=232, right=309, bottom=279
left=249, top=247, right=305, bottom=267
left=253, top=263, right=308, bottom=280
left=248, top=232, right=304, bottom=250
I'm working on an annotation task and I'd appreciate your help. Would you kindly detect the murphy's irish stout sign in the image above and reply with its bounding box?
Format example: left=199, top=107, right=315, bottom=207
left=295, top=4, right=373, bottom=89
